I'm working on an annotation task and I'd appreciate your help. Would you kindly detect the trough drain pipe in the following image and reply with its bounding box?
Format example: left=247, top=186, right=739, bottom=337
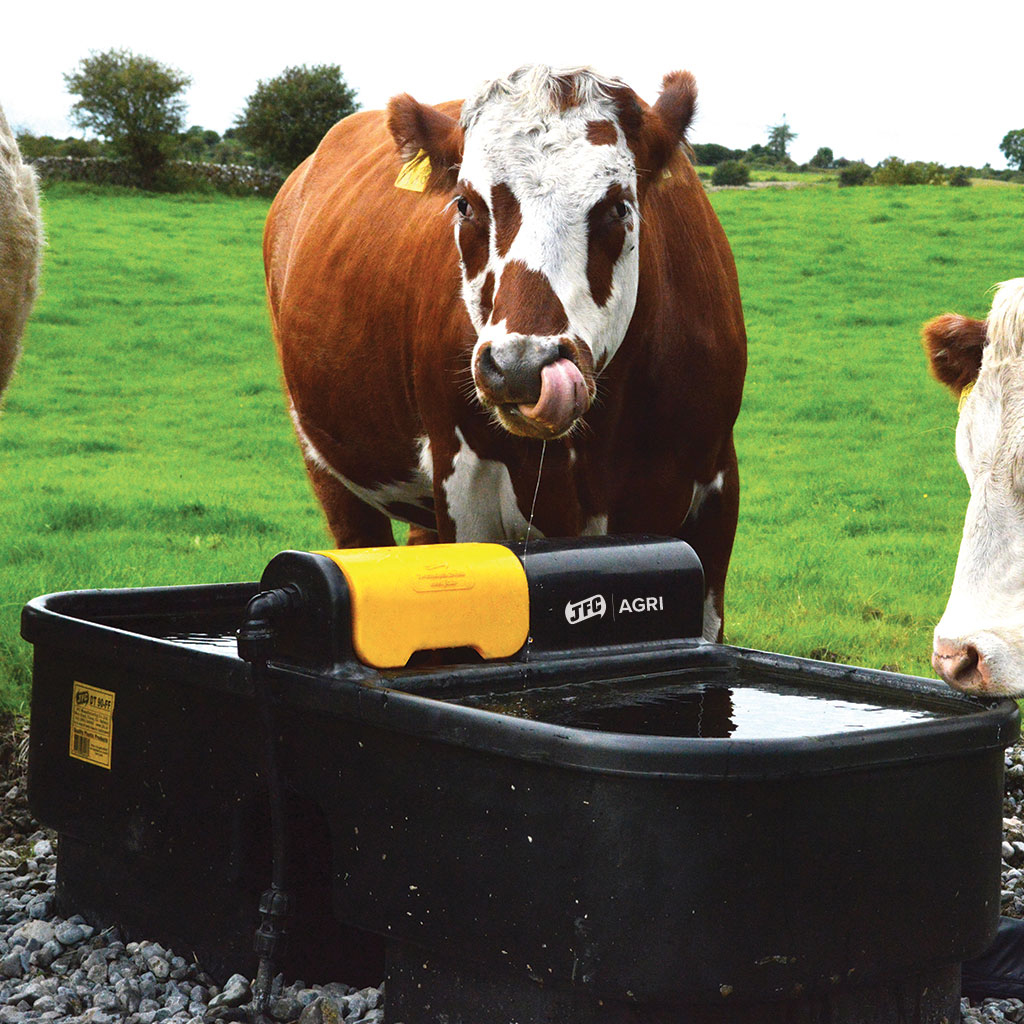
left=236, top=585, right=305, bottom=1024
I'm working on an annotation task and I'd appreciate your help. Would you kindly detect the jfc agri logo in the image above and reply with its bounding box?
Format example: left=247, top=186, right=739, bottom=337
left=565, top=594, right=606, bottom=625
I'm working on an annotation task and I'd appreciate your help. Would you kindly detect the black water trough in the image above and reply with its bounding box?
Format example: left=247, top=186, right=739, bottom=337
left=22, top=537, right=1019, bottom=1023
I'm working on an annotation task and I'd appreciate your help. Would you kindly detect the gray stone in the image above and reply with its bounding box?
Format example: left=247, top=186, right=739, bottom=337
left=357, top=988, right=379, bottom=1010
left=54, top=986, right=83, bottom=1015
left=0, top=953, right=23, bottom=980
left=147, top=957, right=170, bottom=981
left=93, top=990, right=120, bottom=1011
left=354, top=1011, right=383, bottom=1024
left=54, top=923, right=86, bottom=947
left=164, top=992, right=188, bottom=1014
left=11, top=978, right=54, bottom=1003
left=115, top=978, right=142, bottom=1012
left=271, top=994, right=303, bottom=1021
left=298, top=996, right=344, bottom=1024
left=12, top=919, right=55, bottom=946
left=207, top=974, right=250, bottom=1010
left=342, top=993, right=366, bottom=1020
left=28, top=945, right=55, bottom=970
left=319, top=984, right=351, bottom=1000
left=25, top=895, right=52, bottom=920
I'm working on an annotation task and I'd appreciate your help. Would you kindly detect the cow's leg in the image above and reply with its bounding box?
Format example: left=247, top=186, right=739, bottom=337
left=678, top=438, right=740, bottom=643
left=306, top=461, right=395, bottom=548
left=406, top=524, right=439, bottom=545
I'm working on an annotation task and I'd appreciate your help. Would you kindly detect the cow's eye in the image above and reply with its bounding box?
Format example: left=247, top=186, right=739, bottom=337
left=456, top=196, right=471, bottom=218
left=614, top=201, right=629, bottom=219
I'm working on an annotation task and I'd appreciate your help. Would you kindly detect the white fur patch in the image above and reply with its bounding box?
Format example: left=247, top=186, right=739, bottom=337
left=685, top=472, right=726, bottom=524
left=290, top=404, right=433, bottom=523
left=0, top=105, right=43, bottom=398
left=456, top=65, right=641, bottom=380
left=985, top=277, right=1024, bottom=360
left=441, top=428, right=544, bottom=542
left=702, top=591, right=722, bottom=642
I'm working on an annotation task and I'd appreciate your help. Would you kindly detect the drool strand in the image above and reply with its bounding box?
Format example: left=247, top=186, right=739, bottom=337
left=523, top=440, right=546, bottom=561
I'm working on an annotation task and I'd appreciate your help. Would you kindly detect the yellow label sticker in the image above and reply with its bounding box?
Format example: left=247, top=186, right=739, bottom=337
left=395, top=149, right=432, bottom=192
left=69, top=681, right=115, bottom=770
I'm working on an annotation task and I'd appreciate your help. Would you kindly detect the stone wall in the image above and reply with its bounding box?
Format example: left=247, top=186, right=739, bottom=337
left=30, top=157, right=285, bottom=197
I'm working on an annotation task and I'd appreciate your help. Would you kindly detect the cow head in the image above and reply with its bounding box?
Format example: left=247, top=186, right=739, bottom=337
left=387, top=65, right=696, bottom=440
left=923, top=277, right=1024, bottom=694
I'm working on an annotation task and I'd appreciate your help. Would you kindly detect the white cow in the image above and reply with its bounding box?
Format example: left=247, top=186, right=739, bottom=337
left=923, top=278, right=1024, bottom=694
left=0, top=103, right=42, bottom=405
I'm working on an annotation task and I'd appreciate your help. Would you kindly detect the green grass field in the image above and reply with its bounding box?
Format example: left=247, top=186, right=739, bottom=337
left=0, top=180, right=1021, bottom=711
left=716, top=183, right=1023, bottom=667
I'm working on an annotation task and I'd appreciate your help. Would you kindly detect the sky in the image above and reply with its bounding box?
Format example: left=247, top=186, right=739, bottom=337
left=2, top=1, right=1022, bottom=170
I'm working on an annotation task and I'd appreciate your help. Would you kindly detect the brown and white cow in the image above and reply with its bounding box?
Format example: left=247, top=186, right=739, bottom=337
left=923, top=278, right=1024, bottom=693
left=0, top=103, right=42, bottom=406
left=264, top=65, right=746, bottom=640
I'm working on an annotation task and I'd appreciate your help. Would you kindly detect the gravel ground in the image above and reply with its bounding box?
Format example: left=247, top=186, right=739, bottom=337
left=1, top=719, right=1023, bottom=1023
left=0, top=721, right=386, bottom=1024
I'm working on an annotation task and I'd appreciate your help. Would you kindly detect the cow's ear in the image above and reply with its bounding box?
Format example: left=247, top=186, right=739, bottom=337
left=387, top=94, right=463, bottom=193
left=636, top=71, right=697, bottom=185
left=922, top=314, right=987, bottom=393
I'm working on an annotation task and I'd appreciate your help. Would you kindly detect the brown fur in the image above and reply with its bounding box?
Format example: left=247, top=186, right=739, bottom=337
left=922, top=313, right=987, bottom=393
left=490, top=182, right=521, bottom=259
left=586, top=119, right=618, bottom=146
left=587, top=184, right=630, bottom=308
left=456, top=184, right=490, bottom=280
left=491, top=261, right=568, bottom=338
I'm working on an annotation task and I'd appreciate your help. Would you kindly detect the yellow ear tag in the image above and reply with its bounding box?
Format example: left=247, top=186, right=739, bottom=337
left=662, top=167, right=673, bottom=179
left=395, top=150, right=432, bottom=192
left=958, top=381, right=975, bottom=413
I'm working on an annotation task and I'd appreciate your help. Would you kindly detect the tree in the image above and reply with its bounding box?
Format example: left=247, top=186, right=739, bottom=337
left=691, top=142, right=743, bottom=166
left=1001, top=129, right=1024, bottom=170
left=809, top=146, right=833, bottom=169
left=236, top=65, right=359, bottom=171
left=180, top=126, right=222, bottom=162
left=711, top=161, right=750, bottom=186
left=766, top=119, right=797, bottom=162
left=838, top=162, right=872, bottom=187
left=64, top=49, right=191, bottom=189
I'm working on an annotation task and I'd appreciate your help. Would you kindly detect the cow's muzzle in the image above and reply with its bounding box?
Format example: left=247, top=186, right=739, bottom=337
left=472, top=335, right=595, bottom=439
left=932, top=638, right=992, bottom=693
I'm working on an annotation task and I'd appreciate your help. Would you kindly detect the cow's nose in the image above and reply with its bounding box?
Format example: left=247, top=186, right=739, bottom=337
left=475, top=337, right=561, bottom=404
left=931, top=638, right=990, bottom=692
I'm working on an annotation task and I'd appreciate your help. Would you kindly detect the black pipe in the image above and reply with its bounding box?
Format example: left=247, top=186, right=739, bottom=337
left=236, top=585, right=303, bottom=1023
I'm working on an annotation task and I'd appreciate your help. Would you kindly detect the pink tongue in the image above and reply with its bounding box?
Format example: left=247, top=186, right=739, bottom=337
left=518, top=359, right=588, bottom=433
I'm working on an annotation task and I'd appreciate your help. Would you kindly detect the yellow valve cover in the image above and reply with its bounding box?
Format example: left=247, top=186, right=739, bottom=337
left=316, top=544, right=529, bottom=668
